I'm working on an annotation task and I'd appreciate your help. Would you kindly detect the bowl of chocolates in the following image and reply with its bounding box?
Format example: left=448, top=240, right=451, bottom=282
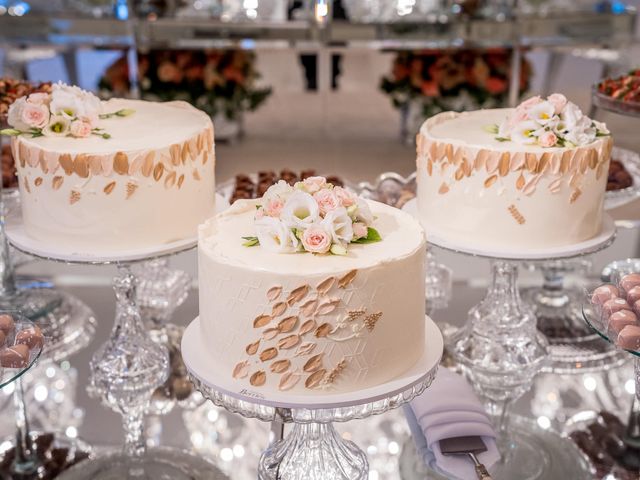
left=0, top=313, right=44, bottom=376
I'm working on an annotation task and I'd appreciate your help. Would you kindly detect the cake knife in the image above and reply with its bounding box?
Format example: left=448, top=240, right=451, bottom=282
left=439, top=436, right=493, bottom=480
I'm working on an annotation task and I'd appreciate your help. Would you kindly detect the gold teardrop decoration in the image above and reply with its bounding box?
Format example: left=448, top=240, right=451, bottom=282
left=262, top=328, right=279, bottom=341
left=305, top=369, right=326, bottom=389
left=52, top=176, right=64, bottom=190
left=277, top=335, right=300, bottom=350
left=177, top=174, right=185, bottom=189
left=253, top=314, right=272, bottom=328
left=516, top=173, right=525, bottom=190
left=295, top=342, right=316, bottom=357
left=484, top=175, right=497, bottom=188
left=73, top=154, right=90, bottom=178
left=303, top=354, right=324, bottom=373
left=164, top=171, right=177, bottom=189
left=270, top=359, right=291, bottom=374
left=246, top=340, right=260, bottom=355
left=271, top=302, right=287, bottom=317
left=142, top=152, right=155, bottom=177
left=316, top=277, right=335, bottom=294
left=338, top=270, right=357, bottom=289
left=104, top=181, right=116, bottom=195
left=287, top=285, right=309, bottom=305
left=249, top=371, right=266, bottom=387
left=59, top=154, right=74, bottom=175
left=259, top=347, right=278, bottom=362
left=113, top=152, right=129, bottom=175
left=277, top=316, right=298, bottom=333
left=279, top=372, right=300, bottom=391
left=315, top=323, right=333, bottom=338
left=232, top=361, right=250, bottom=379
left=299, top=319, right=317, bottom=336
left=153, top=162, right=164, bottom=181
left=267, top=286, right=282, bottom=302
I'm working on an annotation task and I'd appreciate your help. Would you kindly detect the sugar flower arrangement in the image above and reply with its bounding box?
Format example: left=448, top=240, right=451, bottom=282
left=243, top=177, right=381, bottom=255
left=0, top=82, right=133, bottom=140
left=486, top=93, right=609, bottom=148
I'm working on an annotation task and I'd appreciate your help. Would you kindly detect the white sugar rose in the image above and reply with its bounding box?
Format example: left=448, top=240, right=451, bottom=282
left=510, top=120, right=539, bottom=145
left=593, top=120, right=609, bottom=135
left=20, top=103, right=50, bottom=129
left=334, top=186, right=356, bottom=207
left=321, top=207, right=354, bottom=245
left=547, top=93, right=567, bottom=114
left=42, top=115, right=71, bottom=137
left=528, top=101, right=555, bottom=125
left=7, top=98, right=29, bottom=131
left=351, top=198, right=374, bottom=225
left=300, top=176, right=327, bottom=194
left=560, top=102, right=584, bottom=130
left=255, top=216, right=298, bottom=253
left=301, top=224, right=332, bottom=254
left=263, top=180, right=294, bottom=204
left=281, top=191, right=320, bottom=229
left=50, top=88, right=83, bottom=119
left=69, top=119, right=93, bottom=138
left=314, top=189, right=340, bottom=216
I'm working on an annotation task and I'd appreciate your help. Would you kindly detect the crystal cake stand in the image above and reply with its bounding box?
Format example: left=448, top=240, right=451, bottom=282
left=183, top=315, right=443, bottom=480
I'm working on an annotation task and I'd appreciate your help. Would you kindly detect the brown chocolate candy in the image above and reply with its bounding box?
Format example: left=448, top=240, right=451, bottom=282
left=621, top=273, right=640, bottom=293
left=0, top=344, right=29, bottom=368
left=603, top=298, right=632, bottom=317
left=0, top=314, right=14, bottom=335
left=617, top=324, right=640, bottom=350
left=15, top=325, right=43, bottom=350
left=592, top=284, right=620, bottom=305
left=0, top=330, right=5, bottom=349
left=608, top=310, right=638, bottom=335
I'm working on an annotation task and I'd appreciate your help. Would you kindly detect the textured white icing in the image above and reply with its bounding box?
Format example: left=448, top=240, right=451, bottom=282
left=198, top=199, right=427, bottom=395
left=416, top=109, right=610, bottom=249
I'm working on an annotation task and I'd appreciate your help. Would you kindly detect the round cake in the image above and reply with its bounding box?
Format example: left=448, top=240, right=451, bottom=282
left=198, top=178, right=426, bottom=395
left=5, top=84, right=215, bottom=251
left=416, top=94, right=612, bottom=249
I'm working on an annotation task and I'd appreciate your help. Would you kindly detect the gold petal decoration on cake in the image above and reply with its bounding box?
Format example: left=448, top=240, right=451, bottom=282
left=287, top=285, right=309, bottom=305
left=549, top=153, right=561, bottom=174
left=324, top=359, right=348, bottom=385
left=232, top=361, right=250, bottom=379
left=270, top=359, right=291, bottom=374
left=89, top=156, right=102, bottom=176
left=305, top=369, right=326, bottom=389
left=206, top=127, right=214, bottom=151
left=45, top=151, right=59, bottom=174
left=438, top=182, right=449, bottom=194
left=38, top=151, right=47, bottom=174
left=484, top=175, right=497, bottom=188
left=570, top=189, right=582, bottom=204
left=301, top=300, right=318, bottom=317
left=246, top=340, right=260, bottom=355
left=193, top=169, right=201, bottom=181
left=453, top=147, right=464, bottom=166
left=253, top=314, right=272, bottom=328
left=177, top=174, right=185, bottom=189
left=19, top=142, right=29, bottom=167
left=475, top=149, right=490, bottom=171
left=316, top=277, right=336, bottom=294
left=436, top=142, right=446, bottom=161
left=277, top=316, right=298, bottom=333
left=522, top=175, right=539, bottom=196
left=560, top=150, right=573, bottom=174
left=262, top=328, right=280, bottom=341
left=569, top=172, right=582, bottom=189
left=52, top=176, right=64, bottom=191
left=141, top=152, right=155, bottom=177
left=338, top=270, right=357, bottom=289
left=126, top=182, right=138, bottom=199
left=267, top=286, right=282, bottom=301
left=515, top=173, right=525, bottom=190
left=113, top=152, right=129, bottom=175
left=364, top=312, right=383, bottom=331
left=27, top=148, right=39, bottom=168
left=295, top=342, right=316, bottom=357
left=498, top=152, right=510, bottom=177
left=277, top=334, right=301, bottom=350
left=462, top=158, right=472, bottom=177
left=259, top=347, right=278, bottom=362
left=181, top=143, right=190, bottom=165
left=271, top=301, right=287, bottom=317
left=73, top=155, right=90, bottom=178
left=104, top=181, right=116, bottom=195
left=485, top=152, right=500, bottom=174
left=508, top=205, right=525, bottom=225
left=188, top=137, right=198, bottom=160
left=128, top=154, right=144, bottom=175
left=59, top=154, right=74, bottom=175
left=303, top=353, right=324, bottom=373
left=23, top=177, right=31, bottom=193
left=202, top=151, right=209, bottom=166
left=164, top=171, right=177, bottom=188
left=596, top=162, right=605, bottom=180
left=315, top=323, right=333, bottom=338
left=34, top=177, right=42, bottom=187
left=428, top=142, right=438, bottom=162
left=249, top=371, right=266, bottom=387
left=69, top=190, right=80, bottom=205
left=426, top=159, right=433, bottom=176
left=101, top=155, right=114, bottom=176
left=279, top=372, right=300, bottom=391
left=510, top=152, right=525, bottom=172
left=548, top=177, right=563, bottom=193
left=316, top=298, right=340, bottom=315
left=538, top=153, right=552, bottom=174
left=170, top=144, right=181, bottom=166
left=454, top=167, right=464, bottom=181
left=299, top=319, right=317, bottom=336
left=524, top=153, right=537, bottom=173
left=153, top=162, right=165, bottom=181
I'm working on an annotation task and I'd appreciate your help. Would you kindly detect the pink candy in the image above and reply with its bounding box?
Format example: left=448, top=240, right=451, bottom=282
left=608, top=310, right=638, bottom=335
left=591, top=284, right=619, bottom=305
left=602, top=298, right=632, bottom=316
left=628, top=286, right=640, bottom=305
left=621, top=273, right=640, bottom=293
left=617, top=324, right=640, bottom=351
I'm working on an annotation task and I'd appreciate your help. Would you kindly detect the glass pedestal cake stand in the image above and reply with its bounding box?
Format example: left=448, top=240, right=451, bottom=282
left=182, top=315, right=443, bottom=480
left=4, top=228, right=223, bottom=480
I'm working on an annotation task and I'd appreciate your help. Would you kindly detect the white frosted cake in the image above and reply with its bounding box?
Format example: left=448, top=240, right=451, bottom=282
left=416, top=94, right=612, bottom=249
left=198, top=178, right=426, bottom=395
left=4, top=83, right=215, bottom=250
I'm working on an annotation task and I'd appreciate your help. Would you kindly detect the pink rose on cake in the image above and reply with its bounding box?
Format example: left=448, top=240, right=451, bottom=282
left=489, top=93, right=609, bottom=148
left=243, top=176, right=381, bottom=255
left=69, top=119, right=93, bottom=138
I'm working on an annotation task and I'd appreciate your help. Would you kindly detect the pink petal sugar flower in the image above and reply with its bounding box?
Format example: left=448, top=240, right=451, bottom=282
left=301, top=225, right=332, bottom=254
left=20, top=103, right=49, bottom=129
left=538, top=131, right=558, bottom=148
left=314, top=189, right=341, bottom=216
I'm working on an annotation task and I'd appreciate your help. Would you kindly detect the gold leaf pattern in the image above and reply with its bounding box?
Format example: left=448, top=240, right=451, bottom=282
left=287, top=285, right=309, bottom=305
left=364, top=312, right=383, bottom=331
left=515, top=173, right=525, bottom=190
left=89, top=156, right=102, bottom=176
left=153, top=162, right=164, bottom=181
left=259, top=347, right=278, bottom=362
left=484, top=175, right=497, bottom=188
left=338, top=270, right=357, bottom=289
left=34, top=177, right=42, bottom=187
left=277, top=316, right=298, bottom=333
left=316, top=277, right=336, bottom=294
left=315, top=323, right=333, bottom=338
left=177, top=174, right=185, bottom=189
left=253, top=314, right=272, bottom=328
left=510, top=152, right=525, bottom=171
left=485, top=152, right=500, bottom=174
left=277, top=335, right=300, bottom=350
left=295, top=342, right=316, bottom=357
left=262, top=328, right=280, bottom=341
left=522, top=176, right=539, bottom=196
left=246, top=340, right=260, bottom=355
left=193, top=169, right=201, bottom=181
left=23, top=178, right=30, bottom=193
left=548, top=177, right=562, bottom=193
left=142, top=152, right=155, bottom=177
left=164, top=171, right=177, bottom=188
left=305, top=369, right=326, bottom=389
left=299, top=319, right=317, bottom=336
left=303, top=354, right=324, bottom=373
left=570, top=189, right=582, bottom=204
left=38, top=151, right=47, bottom=173
left=52, top=176, right=64, bottom=190
left=19, top=142, right=28, bottom=167
left=316, top=298, right=340, bottom=315
left=113, top=152, right=129, bottom=175
left=267, top=286, right=282, bottom=302
left=170, top=144, right=181, bottom=166
left=59, top=154, right=74, bottom=175
left=69, top=190, right=81, bottom=205
left=508, top=205, right=526, bottom=225
left=279, top=372, right=300, bottom=391
left=181, top=143, right=190, bottom=164
left=104, top=181, right=116, bottom=195
left=250, top=371, right=266, bottom=387
left=300, top=299, right=318, bottom=317
left=525, top=153, right=538, bottom=172
left=73, top=155, right=90, bottom=178
left=126, top=182, right=138, bottom=199
left=129, top=154, right=144, bottom=175
left=270, top=359, right=291, bottom=374
left=271, top=302, right=287, bottom=317
left=232, top=361, right=250, bottom=379
left=438, top=182, right=449, bottom=194
left=498, top=152, right=510, bottom=176
left=101, top=155, right=114, bottom=176
left=538, top=152, right=552, bottom=173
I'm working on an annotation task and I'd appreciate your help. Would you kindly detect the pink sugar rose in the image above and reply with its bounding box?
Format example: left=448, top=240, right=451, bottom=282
left=20, top=103, right=49, bottom=129
left=26, top=92, right=50, bottom=106
left=301, top=225, right=332, bottom=254
left=547, top=93, right=567, bottom=114
left=538, top=131, right=558, bottom=148
left=333, top=186, right=356, bottom=207
left=264, top=198, right=284, bottom=217
left=69, top=120, right=93, bottom=138
left=314, top=189, right=340, bottom=216
left=519, top=95, right=543, bottom=110
left=302, top=176, right=327, bottom=194
left=353, top=222, right=368, bottom=239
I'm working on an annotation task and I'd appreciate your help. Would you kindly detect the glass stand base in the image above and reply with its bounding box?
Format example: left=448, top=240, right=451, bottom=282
left=57, top=447, right=227, bottom=480
left=398, top=416, right=594, bottom=480
left=0, top=288, right=62, bottom=321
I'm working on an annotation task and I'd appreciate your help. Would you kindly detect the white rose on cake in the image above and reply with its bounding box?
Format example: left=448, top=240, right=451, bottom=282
left=255, top=216, right=299, bottom=253
left=281, top=191, right=320, bottom=230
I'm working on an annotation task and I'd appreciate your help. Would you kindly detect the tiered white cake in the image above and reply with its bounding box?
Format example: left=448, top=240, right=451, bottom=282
left=7, top=87, right=215, bottom=250
left=416, top=95, right=612, bottom=249
left=198, top=179, right=427, bottom=395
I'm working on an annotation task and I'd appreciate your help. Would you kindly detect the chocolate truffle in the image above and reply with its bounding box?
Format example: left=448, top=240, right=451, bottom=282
left=0, top=314, right=14, bottom=335
left=608, top=310, right=638, bottom=335
left=15, top=325, right=43, bottom=350
left=628, top=286, right=640, bottom=305
left=620, top=273, right=640, bottom=293
left=0, top=330, right=5, bottom=349
left=591, top=284, right=620, bottom=305
left=0, top=344, right=29, bottom=368
left=602, top=298, right=632, bottom=317
left=617, top=324, right=640, bottom=350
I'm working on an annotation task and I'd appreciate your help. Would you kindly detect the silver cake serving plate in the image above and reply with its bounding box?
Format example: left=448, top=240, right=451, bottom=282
left=183, top=315, right=443, bottom=480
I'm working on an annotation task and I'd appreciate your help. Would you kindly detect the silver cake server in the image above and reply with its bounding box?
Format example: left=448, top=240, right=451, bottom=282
left=439, top=435, right=493, bottom=480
